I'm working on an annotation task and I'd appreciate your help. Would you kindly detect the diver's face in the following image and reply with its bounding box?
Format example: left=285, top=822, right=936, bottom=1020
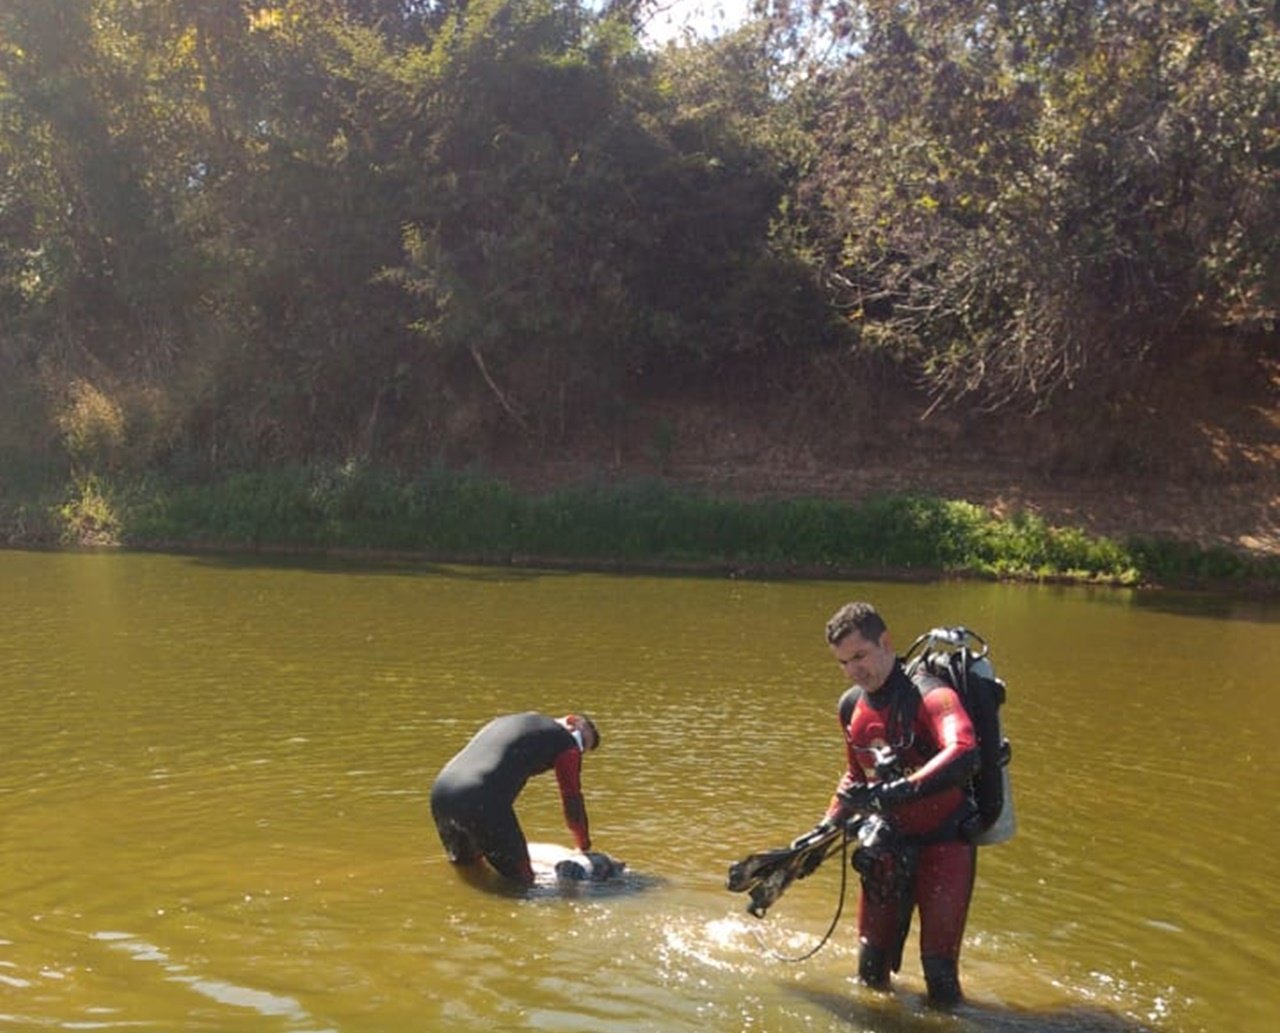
left=830, top=629, right=895, bottom=693
left=564, top=715, right=598, bottom=751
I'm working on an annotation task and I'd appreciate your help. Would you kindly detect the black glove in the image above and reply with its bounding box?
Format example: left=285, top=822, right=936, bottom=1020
left=836, top=783, right=878, bottom=813
left=838, top=778, right=918, bottom=813
left=875, top=778, right=918, bottom=807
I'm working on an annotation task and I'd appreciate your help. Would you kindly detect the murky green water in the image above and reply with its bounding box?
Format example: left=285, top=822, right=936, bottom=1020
left=2, top=550, right=1277, bottom=1032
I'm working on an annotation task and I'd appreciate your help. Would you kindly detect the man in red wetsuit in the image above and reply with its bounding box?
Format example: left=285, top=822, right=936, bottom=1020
left=430, top=712, right=600, bottom=885
left=818, top=602, right=979, bottom=1007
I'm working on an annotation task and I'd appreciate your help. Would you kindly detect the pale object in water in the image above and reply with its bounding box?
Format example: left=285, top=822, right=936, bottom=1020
left=528, top=841, right=627, bottom=882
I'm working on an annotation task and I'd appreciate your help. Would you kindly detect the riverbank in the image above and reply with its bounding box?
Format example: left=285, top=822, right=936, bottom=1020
left=4, top=336, right=1277, bottom=592
left=7, top=463, right=1276, bottom=594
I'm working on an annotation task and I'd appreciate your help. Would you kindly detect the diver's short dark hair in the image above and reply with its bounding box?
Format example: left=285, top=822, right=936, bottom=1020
left=580, top=714, right=600, bottom=750
left=825, top=601, right=888, bottom=646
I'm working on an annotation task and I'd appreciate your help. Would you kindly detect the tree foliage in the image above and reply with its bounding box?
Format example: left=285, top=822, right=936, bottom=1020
left=778, top=0, right=1280, bottom=408
left=0, top=0, right=1275, bottom=477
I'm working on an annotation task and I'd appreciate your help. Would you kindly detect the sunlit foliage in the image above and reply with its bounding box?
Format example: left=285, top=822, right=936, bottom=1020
left=0, top=0, right=1275, bottom=478
left=769, top=0, right=1279, bottom=408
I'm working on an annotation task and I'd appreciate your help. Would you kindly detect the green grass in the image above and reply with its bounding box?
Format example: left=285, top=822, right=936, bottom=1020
left=5, top=462, right=1277, bottom=592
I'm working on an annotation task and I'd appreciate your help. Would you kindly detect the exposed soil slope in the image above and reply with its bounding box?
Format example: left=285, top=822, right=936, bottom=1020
left=498, top=337, right=1280, bottom=557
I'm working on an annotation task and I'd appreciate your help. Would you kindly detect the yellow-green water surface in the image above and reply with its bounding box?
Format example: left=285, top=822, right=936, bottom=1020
left=2, top=550, right=1278, bottom=1032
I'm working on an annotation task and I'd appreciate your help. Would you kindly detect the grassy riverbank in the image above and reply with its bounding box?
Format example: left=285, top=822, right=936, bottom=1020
left=6, top=463, right=1276, bottom=593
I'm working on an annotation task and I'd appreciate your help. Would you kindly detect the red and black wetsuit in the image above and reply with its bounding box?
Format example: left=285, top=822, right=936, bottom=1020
left=824, top=662, right=978, bottom=1001
left=430, top=712, right=590, bottom=884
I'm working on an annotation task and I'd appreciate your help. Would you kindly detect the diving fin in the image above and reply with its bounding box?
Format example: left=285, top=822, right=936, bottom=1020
left=726, top=823, right=846, bottom=917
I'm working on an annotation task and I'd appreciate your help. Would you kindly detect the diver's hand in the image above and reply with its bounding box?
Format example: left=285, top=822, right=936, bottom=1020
left=838, top=778, right=918, bottom=813
left=836, top=783, right=877, bottom=812
left=874, top=778, right=917, bottom=806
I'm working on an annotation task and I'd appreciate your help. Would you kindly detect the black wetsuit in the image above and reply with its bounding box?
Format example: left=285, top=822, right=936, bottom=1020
left=429, top=712, right=589, bottom=883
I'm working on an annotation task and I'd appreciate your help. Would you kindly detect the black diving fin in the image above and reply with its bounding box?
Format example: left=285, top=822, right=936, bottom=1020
left=726, top=822, right=848, bottom=918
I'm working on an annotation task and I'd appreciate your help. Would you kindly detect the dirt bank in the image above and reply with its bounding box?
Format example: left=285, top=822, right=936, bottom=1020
left=497, top=338, right=1280, bottom=558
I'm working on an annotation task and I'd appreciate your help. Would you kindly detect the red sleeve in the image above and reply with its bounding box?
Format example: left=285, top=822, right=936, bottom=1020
left=824, top=711, right=865, bottom=823
left=553, top=747, right=590, bottom=851
left=908, top=684, right=978, bottom=795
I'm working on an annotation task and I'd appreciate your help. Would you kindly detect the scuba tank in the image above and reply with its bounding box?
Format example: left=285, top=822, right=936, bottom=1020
left=904, top=627, right=1016, bottom=846
left=966, top=651, right=1016, bottom=845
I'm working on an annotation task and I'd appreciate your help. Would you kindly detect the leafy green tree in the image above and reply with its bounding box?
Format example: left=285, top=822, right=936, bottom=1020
left=0, top=0, right=267, bottom=344
left=0, top=0, right=147, bottom=327
left=5, top=0, right=1272, bottom=480
left=783, top=0, right=1280, bottom=409
left=383, top=0, right=823, bottom=447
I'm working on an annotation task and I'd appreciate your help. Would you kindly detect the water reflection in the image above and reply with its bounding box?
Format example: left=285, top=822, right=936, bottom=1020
left=93, top=931, right=321, bottom=1024
left=791, top=983, right=1158, bottom=1033
left=1126, top=588, right=1280, bottom=623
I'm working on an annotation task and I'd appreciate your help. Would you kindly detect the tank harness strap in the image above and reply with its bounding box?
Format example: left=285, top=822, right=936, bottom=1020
left=888, top=842, right=920, bottom=972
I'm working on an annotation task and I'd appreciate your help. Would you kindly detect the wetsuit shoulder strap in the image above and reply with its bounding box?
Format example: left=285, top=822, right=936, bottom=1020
left=898, top=665, right=942, bottom=756
left=909, top=666, right=950, bottom=697
left=837, top=686, right=862, bottom=730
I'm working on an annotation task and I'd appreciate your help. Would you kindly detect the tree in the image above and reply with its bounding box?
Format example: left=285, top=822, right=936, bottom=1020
left=384, top=0, right=823, bottom=446
left=783, top=0, right=1280, bottom=409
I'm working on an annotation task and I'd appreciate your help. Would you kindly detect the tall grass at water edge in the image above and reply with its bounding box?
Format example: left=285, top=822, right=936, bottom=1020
left=12, top=463, right=1279, bottom=591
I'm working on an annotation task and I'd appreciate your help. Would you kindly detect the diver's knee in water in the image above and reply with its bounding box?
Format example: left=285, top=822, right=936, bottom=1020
left=435, top=815, right=481, bottom=865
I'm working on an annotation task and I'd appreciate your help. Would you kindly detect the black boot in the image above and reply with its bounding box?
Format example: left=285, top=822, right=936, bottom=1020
left=857, top=943, right=891, bottom=990
left=922, top=955, right=962, bottom=1008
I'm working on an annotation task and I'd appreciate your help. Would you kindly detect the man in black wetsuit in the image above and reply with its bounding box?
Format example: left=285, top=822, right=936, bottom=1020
left=429, top=712, right=600, bottom=885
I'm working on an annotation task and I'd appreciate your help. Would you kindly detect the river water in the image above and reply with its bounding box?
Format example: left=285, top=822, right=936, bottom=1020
left=1, top=550, right=1277, bottom=1033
